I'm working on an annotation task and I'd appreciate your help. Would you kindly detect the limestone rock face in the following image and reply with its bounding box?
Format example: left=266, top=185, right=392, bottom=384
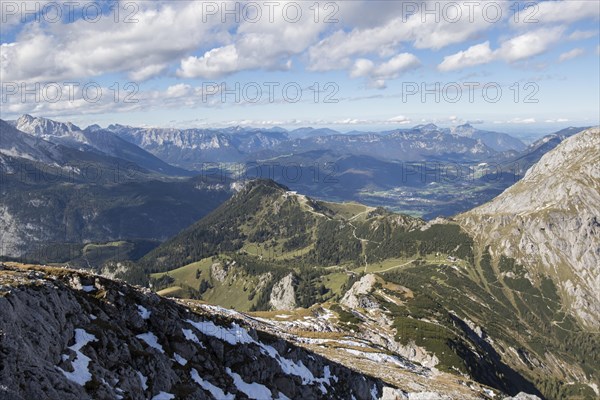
left=269, top=273, right=297, bottom=310
left=458, top=128, right=600, bottom=328
left=341, top=274, right=379, bottom=309
left=210, top=261, right=229, bottom=282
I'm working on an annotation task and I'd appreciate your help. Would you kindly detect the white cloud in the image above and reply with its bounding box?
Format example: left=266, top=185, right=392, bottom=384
left=507, top=117, right=536, bottom=124
left=388, top=115, right=411, bottom=124
left=350, top=59, right=375, bottom=78
left=130, top=64, right=169, bottom=82
left=568, top=30, right=598, bottom=41
left=438, top=27, right=565, bottom=71
left=350, top=53, right=420, bottom=87
left=1, top=2, right=231, bottom=82
left=512, top=1, right=600, bottom=26
left=559, top=48, right=585, bottom=62
left=544, top=118, right=570, bottom=123
left=178, top=2, right=328, bottom=79
left=373, top=53, right=421, bottom=79
left=166, top=84, right=192, bottom=98
left=179, top=45, right=248, bottom=79
left=308, top=1, right=507, bottom=72
left=498, top=27, right=564, bottom=62
left=438, top=41, right=494, bottom=72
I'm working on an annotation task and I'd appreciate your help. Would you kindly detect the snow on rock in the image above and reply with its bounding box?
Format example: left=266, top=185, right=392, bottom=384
left=58, top=328, right=98, bottom=386
left=407, top=392, right=452, bottom=399
left=137, top=305, right=151, bottom=320
left=151, top=392, right=175, bottom=400
left=173, top=353, right=188, bottom=366
left=136, top=332, right=164, bottom=354
left=182, top=328, right=206, bottom=348
left=191, top=368, right=234, bottom=400
left=371, top=384, right=379, bottom=399
left=501, top=393, right=542, bottom=400
left=186, top=318, right=339, bottom=386
left=186, top=319, right=254, bottom=345
left=136, top=371, right=148, bottom=390
left=226, top=367, right=273, bottom=400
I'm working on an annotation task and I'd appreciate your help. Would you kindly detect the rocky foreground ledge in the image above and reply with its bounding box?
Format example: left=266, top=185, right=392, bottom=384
left=0, top=263, right=539, bottom=400
left=0, top=262, right=404, bottom=400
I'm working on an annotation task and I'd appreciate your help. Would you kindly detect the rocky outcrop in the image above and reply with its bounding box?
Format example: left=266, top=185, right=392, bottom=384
left=341, top=274, right=380, bottom=309
left=0, top=263, right=398, bottom=400
left=210, top=261, right=229, bottom=282
left=269, top=273, right=297, bottom=311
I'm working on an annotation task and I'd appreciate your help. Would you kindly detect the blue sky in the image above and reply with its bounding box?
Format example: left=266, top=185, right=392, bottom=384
left=1, top=0, right=599, bottom=137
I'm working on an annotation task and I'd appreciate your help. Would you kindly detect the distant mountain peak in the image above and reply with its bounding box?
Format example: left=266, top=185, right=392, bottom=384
left=242, top=178, right=290, bottom=194
left=16, top=114, right=81, bottom=136
left=414, top=123, right=439, bottom=131
left=85, top=124, right=103, bottom=132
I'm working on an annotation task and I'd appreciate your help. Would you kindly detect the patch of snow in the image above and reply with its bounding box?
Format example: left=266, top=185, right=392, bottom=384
left=89, top=314, right=97, bottom=320
left=408, top=392, right=451, bottom=399
left=137, top=305, right=151, bottom=320
left=226, top=368, right=272, bottom=400
left=136, top=332, right=164, bottom=354
left=191, top=368, right=234, bottom=400
left=258, top=343, right=316, bottom=384
left=182, top=328, right=206, bottom=348
left=186, top=319, right=253, bottom=345
left=173, top=353, right=188, bottom=366
left=186, top=318, right=323, bottom=385
left=371, top=384, right=379, bottom=399
left=58, top=329, right=98, bottom=385
left=81, top=285, right=95, bottom=292
left=137, top=371, right=148, bottom=390
left=151, top=392, right=174, bottom=400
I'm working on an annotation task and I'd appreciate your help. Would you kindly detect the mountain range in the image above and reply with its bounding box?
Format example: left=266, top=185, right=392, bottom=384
left=0, top=115, right=590, bottom=258
left=0, top=113, right=598, bottom=399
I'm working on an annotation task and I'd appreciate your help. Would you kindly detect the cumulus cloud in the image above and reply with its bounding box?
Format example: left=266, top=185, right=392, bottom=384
left=166, top=84, right=192, bottom=98
left=388, top=115, right=411, bottom=124
left=308, top=1, right=507, bottom=72
left=178, top=2, right=328, bottom=79
left=350, top=53, right=420, bottom=88
left=0, top=2, right=231, bottom=82
left=512, top=0, right=600, bottom=26
left=350, top=59, right=375, bottom=78
left=438, top=41, right=495, bottom=72
left=498, top=27, right=564, bottom=62
left=438, top=28, right=564, bottom=71
left=559, top=48, right=585, bottom=62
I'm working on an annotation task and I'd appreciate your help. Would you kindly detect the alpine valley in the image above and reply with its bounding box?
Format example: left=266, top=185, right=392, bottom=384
left=0, top=116, right=598, bottom=400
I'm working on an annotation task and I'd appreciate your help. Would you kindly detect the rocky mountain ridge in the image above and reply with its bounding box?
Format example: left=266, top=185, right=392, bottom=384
left=458, top=127, right=600, bottom=328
